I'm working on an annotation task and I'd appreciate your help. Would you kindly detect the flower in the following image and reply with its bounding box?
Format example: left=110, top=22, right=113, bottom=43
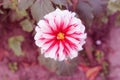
left=34, top=8, right=86, bottom=61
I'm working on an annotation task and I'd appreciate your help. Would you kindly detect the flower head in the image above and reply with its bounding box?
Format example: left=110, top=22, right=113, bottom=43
left=34, top=8, right=86, bottom=61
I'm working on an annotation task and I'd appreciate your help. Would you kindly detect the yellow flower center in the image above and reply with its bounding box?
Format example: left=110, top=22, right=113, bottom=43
left=57, top=32, right=65, bottom=40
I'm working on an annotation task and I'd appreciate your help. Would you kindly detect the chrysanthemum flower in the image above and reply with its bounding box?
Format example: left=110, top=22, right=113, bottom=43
left=34, top=8, right=86, bottom=61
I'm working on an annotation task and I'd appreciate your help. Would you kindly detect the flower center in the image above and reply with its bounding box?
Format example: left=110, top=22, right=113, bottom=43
left=57, top=32, right=65, bottom=40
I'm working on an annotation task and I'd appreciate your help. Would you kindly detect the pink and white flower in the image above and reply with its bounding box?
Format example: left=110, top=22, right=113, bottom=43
left=34, top=8, right=86, bottom=61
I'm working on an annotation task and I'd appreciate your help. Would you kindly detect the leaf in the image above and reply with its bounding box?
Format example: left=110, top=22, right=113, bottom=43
left=8, top=36, right=24, bottom=56
left=3, top=0, right=18, bottom=10
left=51, top=0, right=68, bottom=7
left=20, top=19, right=33, bottom=32
left=77, top=1, right=94, bottom=24
left=8, top=62, right=18, bottom=72
left=77, top=0, right=107, bottom=25
left=102, top=61, right=109, bottom=75
left=95, top=50, right=104, bottom=64
left=86, top=66, right=102, bottom=80
left=78, top=64, right=102, bottom=80
left=0, top=9, right=4, bottom=14
left=3, top=0, right=11, bottom=9
left=31, top=0, right=54, bottom=21
left=16, top=9, right=28, bottom=20
left=108, top=0, right=120, bottom=14
left=18, top=0, right=35, bottom=10
left=10, top=10, right=28, bottom=22
left=88, top=0, right=107, bottom=15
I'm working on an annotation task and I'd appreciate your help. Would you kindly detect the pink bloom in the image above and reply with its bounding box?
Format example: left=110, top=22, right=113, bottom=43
left=34, top=8, right=86, bottom=61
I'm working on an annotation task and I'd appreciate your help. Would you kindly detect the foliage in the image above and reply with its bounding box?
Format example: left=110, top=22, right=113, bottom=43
left=8, top=36, right=24, bottom=56
left=0, top=0, right=120, bottom=80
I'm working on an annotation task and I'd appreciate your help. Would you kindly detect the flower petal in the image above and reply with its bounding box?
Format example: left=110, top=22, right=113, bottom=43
left=44, top=43, right=58, bottom=60
left=34, top=31, right=42, bottom=40
left=69, top=49, right=78, bottom=59
left=58, top=42, right=66, bottom=61
left=35, top=40, right=43, bottom=47
left=37, top=20, right=52, bottom=33
left=66, top=36, right=80, bottom=44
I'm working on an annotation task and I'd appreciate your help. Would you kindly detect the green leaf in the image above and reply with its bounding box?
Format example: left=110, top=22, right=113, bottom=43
left=108, top=0, right=120, bottom=14
left=8, top=62, right=18, bottom=72
left=102, top=61, right=109, bottom=75
left=8, top=36, right=24, bottom=56
left=3, top=0, right=18, bottom=9
left=16, top=10, right=28, bottom=20
left=10, top=10, right=28, bottom=22
left=31, top=0, right=54, bottom=21
left=20, top=19, right=33, bottom=32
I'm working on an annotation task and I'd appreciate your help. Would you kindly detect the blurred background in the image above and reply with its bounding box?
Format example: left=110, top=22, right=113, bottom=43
left=0, top=0, right=120, bottom=80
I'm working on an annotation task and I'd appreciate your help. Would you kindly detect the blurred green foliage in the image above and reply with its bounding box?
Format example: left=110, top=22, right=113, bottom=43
left=8, top=36, right=24, bottom=56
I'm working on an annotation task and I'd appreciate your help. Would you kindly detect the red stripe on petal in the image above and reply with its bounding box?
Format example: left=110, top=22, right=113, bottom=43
left=39, top=38, right=46, bottom=40
left=45, top=19, right=55, bottom=33
left=65, top=38, right=78, bottom=50
left=45, top=40, right=57, bottom=53
left=62, top=24, right=78, bottom=34
left=56, top=42, right=60, bottom=58
left=61, top=41, right=70, bottom=56
left=66, top=32, right=82, bottom=41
